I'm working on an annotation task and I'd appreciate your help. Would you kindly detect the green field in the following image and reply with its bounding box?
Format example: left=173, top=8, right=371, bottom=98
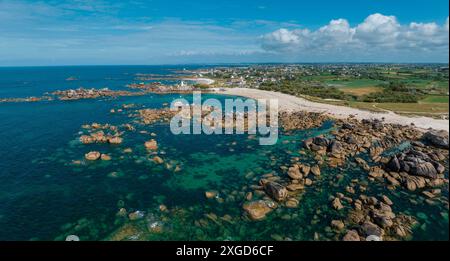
left=376, top=102, right=449, bottom=116
left=325, top=79, right=385, bottom=88
left=303, top=95, right=449, bottom=117
left=421, top=95, right=449, bottom=103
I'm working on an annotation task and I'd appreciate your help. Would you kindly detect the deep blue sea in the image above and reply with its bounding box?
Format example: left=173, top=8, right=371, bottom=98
left=0, top=66, right=448, bottom=241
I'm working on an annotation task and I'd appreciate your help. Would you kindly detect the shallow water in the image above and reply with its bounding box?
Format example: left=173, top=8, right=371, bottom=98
left=0, top=66, right=448, bottom=241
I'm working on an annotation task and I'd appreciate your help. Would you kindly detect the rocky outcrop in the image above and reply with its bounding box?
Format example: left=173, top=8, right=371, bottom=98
left=85, top=151, right=101, bottom=161
left=280, top=111, right=330, bottom=131
left=343, top=230, right=360, bottom=241
left=385, top=149, right=444, bottom=180
left=311, top=165, right=321, bottom=176
left=360, top=221, right=384, bottom=238
left=138, top=108, right=177, bottom=125
left=422, top=130, right=449, bottom=149
left=343, top=194, right=418, bottom=241
left=328, top=140, right=343, bottom=154
left=108, top=136, right=123, bottom=144
left=242, top=200, right=274, bottom=221
left=0, top=96, right=51, bottom=103
left=263, top=182, right=288, bottom=202
left=313, top=136, right=329, bottom=147
left=52, top=88, right=148, bottom=101
left=331, top=198, right=344, bottom=210
left=287, top=165, right=302, bottom=180
left=79, top=123, right=124, bottom=145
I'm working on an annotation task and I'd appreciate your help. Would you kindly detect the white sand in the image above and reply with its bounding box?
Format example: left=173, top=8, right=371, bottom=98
left=184, top=78, right=215, bottom=85
left=214, top=88, right=449, bottom=132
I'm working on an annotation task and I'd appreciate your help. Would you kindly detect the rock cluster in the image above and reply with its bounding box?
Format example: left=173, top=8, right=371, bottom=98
left=52, top=88, right=148, bottom=101
left=79, top=123, right=124, bottom=145
left=303, top=118, right=425, bottom=168
left=281, top=113, right=448, bottom=240
left=342, top=195, right=417, bottom=241
left=386, top=149, right=445, bottom=179
left=138, top=109, right=176, bottom=125
left=0, top=96, right=51, bottom=103
left=84, top=151, right=112, bottom=161
left=279, top=111, right=330, bottom=131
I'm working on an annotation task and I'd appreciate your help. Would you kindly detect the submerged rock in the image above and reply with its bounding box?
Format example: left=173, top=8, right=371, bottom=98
left=205, top=191, right=218, bottom=199
left=285, top=198, right=299, bottom=208
left=128, top=211, right=145, bottom=221
left=101, top=154, right=112, bottom=161
left=153, top=156, right=164, bottom=164
left=116, top=208, right=127, bottom=217
left=145, top=139, right=158, bottom=150
left=332, top=198, right=344, bottom=210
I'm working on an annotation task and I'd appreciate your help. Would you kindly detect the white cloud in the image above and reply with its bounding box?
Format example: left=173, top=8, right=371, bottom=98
left=401, top=22, right=448, bottom=50
left=409, top=22, right=439, bottom=36
left=261, top=13, right=449, bottom=60
left=261, top=28, right=310, bottom=52
left=354, top=13, right=400, bottom=46
left=318, top=19, right=354, bottom=44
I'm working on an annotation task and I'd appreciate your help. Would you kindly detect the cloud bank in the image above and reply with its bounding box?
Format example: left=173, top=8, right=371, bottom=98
left=261, top=13, right=449, bottom=61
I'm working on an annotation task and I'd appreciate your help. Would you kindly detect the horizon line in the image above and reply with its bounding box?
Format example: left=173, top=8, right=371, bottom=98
left=1, top=62, right=449, bottom=68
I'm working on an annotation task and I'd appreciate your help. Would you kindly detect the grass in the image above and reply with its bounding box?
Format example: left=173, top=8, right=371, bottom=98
left=301, top=94, right=448, bottom=117
left=375, top=103, right=449, bottom=117
left=420, top=95, right=449, bottom=103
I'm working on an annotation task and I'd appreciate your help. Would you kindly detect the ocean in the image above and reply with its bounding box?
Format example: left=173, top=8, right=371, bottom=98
left=0, top=66, right=447, bottom=241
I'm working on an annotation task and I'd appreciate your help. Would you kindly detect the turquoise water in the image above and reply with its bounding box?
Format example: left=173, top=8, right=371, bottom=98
left=0, top=66, right=448, bottom=241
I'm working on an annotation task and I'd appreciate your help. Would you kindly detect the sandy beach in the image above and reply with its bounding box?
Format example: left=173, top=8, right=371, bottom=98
left=183, top=77, right=216, bottom=85
left=215, top=87, right=449, bottom=132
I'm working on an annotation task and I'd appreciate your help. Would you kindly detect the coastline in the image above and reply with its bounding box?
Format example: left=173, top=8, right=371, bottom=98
left=214, top=87, right=450, bottom=132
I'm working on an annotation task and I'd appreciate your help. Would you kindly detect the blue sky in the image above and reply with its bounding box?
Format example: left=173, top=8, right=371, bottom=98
left=0, top=0, right=448, bottom=65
